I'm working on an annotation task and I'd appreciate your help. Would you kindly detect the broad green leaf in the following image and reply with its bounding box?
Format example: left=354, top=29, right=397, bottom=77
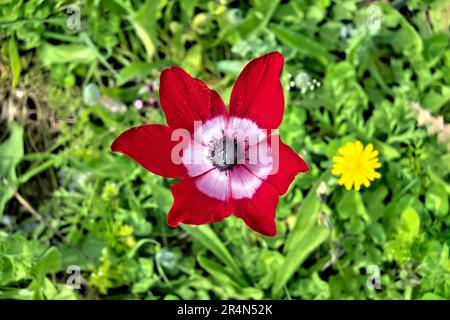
left=336, top=190, right=371, bottom=223
left=272, top=225, right=330, bottom=298
left=0, top=123, right=24, bottom=216
left=197, top=255, right=245, bottom=288
left=423, top=33, right=448, bottom=64
left=238, top=0, right=280, bottom=37
left=417, top=242, right=450, bottom=296
left=379, top=2, right=423, bottom=59
left=398, top=207, right=420, bottom=244
left=272, top=24, right=333, bottom=66
left=0, top=287, right=34, bottom=300
left=425, top=184, right=449, bottom=218
left=373, top=140, right=400, bottom=160
left=284, top=181, right=321, bottom=253
left=0, top=255, right=14, bottom=286
left=117, top=61, right=172, bottom=85
left=40, top=44, right=97, bottom=66
left=216, top=60, right=245, bottom=74
left=181, top=44, right=202, bottom=76
left=130, top=21, right=156, bottom=60
left=8, top=36, right=21, bottom=88
left=118, top=0, right=167, bottom=60
left=422, top=87, right=450, bottom=113
left=273, top=181, right=330, bottom=297
left=368, top=222, right=386, bottom=244
left=428, top=170, right=450, bottom=195
left=32, top=247, right=62, bottom=277
left=180, top=0, right=197, bottom=22
left=0, top=234, right=44, bottom=286
left=182, top=225, right=248, bottom=286
left=420, top=292, right=445, bottom=300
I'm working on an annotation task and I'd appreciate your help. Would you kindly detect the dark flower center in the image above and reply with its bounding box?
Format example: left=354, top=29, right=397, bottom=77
left=209, top=137, right=244, bottom=171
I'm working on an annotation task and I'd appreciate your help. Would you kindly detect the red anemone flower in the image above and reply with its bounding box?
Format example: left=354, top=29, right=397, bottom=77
left=111, top=52, right=309, bottom=236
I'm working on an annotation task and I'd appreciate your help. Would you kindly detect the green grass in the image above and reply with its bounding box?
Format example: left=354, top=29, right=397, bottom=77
left=0, top=0, right=450, bottom=300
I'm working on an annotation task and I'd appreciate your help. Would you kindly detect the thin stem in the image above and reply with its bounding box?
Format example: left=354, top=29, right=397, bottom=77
left=18, top=158, right=57, bottom=185
left=14, top=192, right=65, bottom=241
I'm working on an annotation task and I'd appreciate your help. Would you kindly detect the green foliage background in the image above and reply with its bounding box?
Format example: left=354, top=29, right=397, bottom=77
left=0, top=0, right=450, bottom=300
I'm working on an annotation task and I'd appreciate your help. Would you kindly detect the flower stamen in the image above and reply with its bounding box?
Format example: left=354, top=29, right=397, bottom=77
left=209, top=137, right=244, bottom=171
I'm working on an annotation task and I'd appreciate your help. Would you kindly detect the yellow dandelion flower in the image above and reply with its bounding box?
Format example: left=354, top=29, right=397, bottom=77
left=332, top=141, right=381, bottom=191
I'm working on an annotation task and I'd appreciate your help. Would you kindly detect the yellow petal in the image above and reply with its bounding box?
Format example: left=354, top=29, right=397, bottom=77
left=355, top=141, right=364, bottom=155
left=332, top=140, right=381, bottom=191
left=362, top=177, right=371, bottom=187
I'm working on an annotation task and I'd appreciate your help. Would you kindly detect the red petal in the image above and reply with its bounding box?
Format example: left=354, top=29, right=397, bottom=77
left=267, top=138, right=309, bottom=195
left=232, top=181, right=279, bottom=237
left=159, top=66, right=227, bottom=131
left=210, top=90, right=227, bottom=118
left=167, top=178, right=231, bottom=227
left=229, top=52, right=285, bottom=129
left=111, top=124, right=187, bottom=178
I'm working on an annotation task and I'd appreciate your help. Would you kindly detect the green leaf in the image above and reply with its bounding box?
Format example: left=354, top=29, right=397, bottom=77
left=181, top=44, right=202, bottom=76
left=368, top=222, right=386, bottom=244
left=0, top=255, right=14, bottom=286
left=8, top=36, right=21, bottom=88
left=32, top=247, right=62, bottom=277
left=40, top=44, right=97, bottom=66
left=0, top=287, right=34, bottom=300
left=0, top=233, right=45, bottom=286
left=421, top=87, right=450, bottom=113
left=271, top=24, right=333, bottom=66
left=197, top=255, right=244, bottom=288
left=182, top=225, right=248, bottom=286
left=379, top=3, right=423, bottom=59
left=423, top=33, right=448, bottom=64
left=130, top=21, right=155, bottom=60
left=120, top=0, right=167, bottom=60
left=284, top=181, right=321, bottom=253
left=336, top=190, right=371, bottom=223
left=272, top=225, right=329, bottom=298
left=373, top=140, right=400, bottom=161
left=417, top=242, right=450, bottom=297
left=239, top=0, right=280, bottom=37
left=420, top=292, right=445, bottom=300
left=398, top=207, right=420, bottom=244
left=117, top=61, right=172, bottom=85
left=0, top=123, right=24, bottom=216
left=272, top=181, right=330, bottom=298
left=425, top=184, right=449, bottom=218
